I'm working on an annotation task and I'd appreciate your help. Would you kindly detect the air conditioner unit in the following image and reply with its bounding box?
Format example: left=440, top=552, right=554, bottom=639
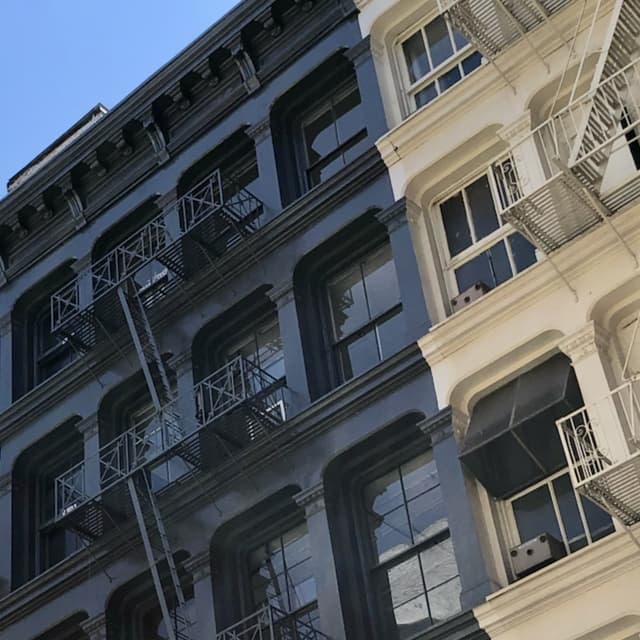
left=451, top=282, right=490, bottom=312
left=510, top=533, right=566, bottom=579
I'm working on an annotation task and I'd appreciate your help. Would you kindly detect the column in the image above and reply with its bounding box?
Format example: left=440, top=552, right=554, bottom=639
left=0, top=312, right=13, bottom=412
left=80, top=613, right=107, bottom=640
left=77, top=414, right=101, bottom=498
left=376, top=201, right=432, bottom=344
left=0, top=472, right=12, bottom=595
left=246, top=117, right=283, bottom=218
left=294, top=484, right=346, bottom=640
left=171, top=351, right=197, bottom=430
left=421, top=409, right=495, bottom=609
left=559, top=322, right=629, bottom=461
left=184, top=551, right=217, bottom=640
left=347, top=36, right=388, bottom=142
left=268, top=280, right=310, bottom=415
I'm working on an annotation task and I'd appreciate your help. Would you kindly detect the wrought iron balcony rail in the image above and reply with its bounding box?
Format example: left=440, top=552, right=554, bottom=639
left=493, top=55, right=640, bottom=254
left=216, top=605, right=330, bottom=640
left=556, top=375, right=640, bottom=525
left=54, top=357, right=287, bottom=521
left=50, top=169, right=262, bottom=334
left=438, top=0, right=572, bottom=60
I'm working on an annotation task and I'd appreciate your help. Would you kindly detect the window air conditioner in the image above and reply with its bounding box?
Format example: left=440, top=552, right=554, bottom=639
left=451, top=281, right=490, bottom=312
left=510, top=533, right=566, bottom=579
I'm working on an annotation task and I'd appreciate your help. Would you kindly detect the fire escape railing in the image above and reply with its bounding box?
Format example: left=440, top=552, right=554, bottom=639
left=50, top=168, right=262, bottom=339
left=53, top=357, right=287, bottom=521
left=556, top=375, right=640, bottom=525
left=215, top=605, right=330, bottom=640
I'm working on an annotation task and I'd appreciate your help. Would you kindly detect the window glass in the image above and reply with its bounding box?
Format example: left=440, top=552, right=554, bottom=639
left=425, top=16, right=454, bottom=68
left=581, top=495, right=616, bottom=542
left=228, top=317, right=285, bottom=381
left=466, top=175, right=499, bottom=241
left=455, top=245, right=512, bottom=293
left=438, top=66, right=462, bottom=93
left=341, top=331, right=380, bottom=380
left=508, top=233, right=537, bottom=273
left=553, top=474, right=587, bottom=552
left=304, top=107, right=337, bottom=166
left=461, top=51, right=483, bottom=75
left=377, top=310, right=406, bottom=360
left=415, top=83, right=438, bottom=108
left=513, top=484, right=562, bottom=543
left=441, top=193, right=472, bottom=257
left=403, top=31, right=430, bottom=83
left=363, top=245, right=401, bottom=318
left=328, top=265, right=369, bottom=340
left=335, top=86, right=365, bottom=143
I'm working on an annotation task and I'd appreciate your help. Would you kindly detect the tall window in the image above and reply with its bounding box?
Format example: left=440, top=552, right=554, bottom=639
left=400, top=15, right=483, bottom=112
left=437, top=165, right=537, bottom=301
left=327, top=243, right=405, bottom=382
left=34, top=303, right=75, bottom=384
left=227, top=316, right=285, bottom=382
left=300, top=80, right=368, bottom=190
left=364, top=451, right=461, bottom=638
left=506, top=469, right=614, bottom=557
left=249, top=521, right=318, bottom=627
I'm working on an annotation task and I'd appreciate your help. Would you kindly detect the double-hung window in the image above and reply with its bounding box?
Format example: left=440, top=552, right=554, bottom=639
left=249, top=521, right=318, bottom=628
left=364, top=451, right=462, bottom=639
left=327, top=243, right=405, bottom=382
left=505, top=468, right=614, bottom=558
left=300, top=80, right=368, bottom=190
left=34, top=303, right=75, bottom=384
left=437, top=164, right=537, bottom=302
left=400, top=15, right=483, bottom=113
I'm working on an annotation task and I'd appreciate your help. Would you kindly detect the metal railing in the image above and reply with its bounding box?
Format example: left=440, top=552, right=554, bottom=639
left=556, top=376, right=640, bottom=490
left=50, top=169, right=262, bottom=333
left=54, top=358, right=286, bottom=520
left=216, top=606, right=329, bottom=640
left=195, top=356, right=287, bottom=429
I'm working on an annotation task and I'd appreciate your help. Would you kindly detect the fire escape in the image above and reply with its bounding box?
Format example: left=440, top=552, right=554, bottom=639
left=441, top=1, right=640, bottom=531
left=49, top=169, right=319, bottom=639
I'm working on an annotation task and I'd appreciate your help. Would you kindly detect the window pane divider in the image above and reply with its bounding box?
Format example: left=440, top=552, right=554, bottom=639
left=405, top=44, right=475, bottom=96
left=331, top=304, right=403, bottom=350
left=371, top=526, right=451, bottom=573
left=548, top=481, right=570, bottom=552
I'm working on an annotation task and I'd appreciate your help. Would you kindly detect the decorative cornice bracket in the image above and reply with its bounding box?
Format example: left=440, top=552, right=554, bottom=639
left=141, top=114, right=170, bottom=165
left=60, top=175, right=86, bottom=229
left=229, top=40, right=260, bottom=93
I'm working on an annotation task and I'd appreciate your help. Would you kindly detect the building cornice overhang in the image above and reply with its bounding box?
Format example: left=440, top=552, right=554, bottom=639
left=0, top=0, right=358, bottom=282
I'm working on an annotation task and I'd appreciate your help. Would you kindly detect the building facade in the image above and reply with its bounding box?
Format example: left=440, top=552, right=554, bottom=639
left=0, top=1, right=489, bottom=640
left=357, top=0, right=640, bottom=639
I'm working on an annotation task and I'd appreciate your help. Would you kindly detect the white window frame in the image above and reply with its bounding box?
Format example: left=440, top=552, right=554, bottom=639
left=394, top=11, right=485, bottom=116
left=499, top=467, right=609, bottom=559
left=432, top=158, right=535, bottom=302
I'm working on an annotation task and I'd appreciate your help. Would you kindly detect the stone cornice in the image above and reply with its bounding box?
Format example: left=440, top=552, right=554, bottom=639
left=346, top=34, right=373, bottom=68
left=75, top=414, right=99, bottom=438
left=246, top=117, right=272, bottom=143
left=267, top=278, right=295, bottom=305
left=0, top=0, right=355, bottom=283
left=80, top=613, right=107, bottom=640
left=184, top=550, right=212, bottom=581
left=418, top=407, right=452, bottom=442
left=559, top=321, right=611, bottom=364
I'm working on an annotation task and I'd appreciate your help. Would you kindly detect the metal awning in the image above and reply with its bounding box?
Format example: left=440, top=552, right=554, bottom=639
left=460, top=354, right=583, bottom=498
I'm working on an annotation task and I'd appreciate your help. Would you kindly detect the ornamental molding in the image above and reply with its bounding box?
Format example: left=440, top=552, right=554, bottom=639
left=418, top=407, right=466, bottom=444
left=346, top=35, right=373, bottom=69
left=76, top=414, right=99, bottom=438
left=294, top=483, right=325, bottom=515
left=142, top=114, right=170, bottom=165
left=0, top=313, right=11, bottom=337
left=184, top=550, right=212, bottom=581
left=228, top=39, right=260, bottom=93
left=498, top=112, right=533, bottom=144
left=61, top=177, right=87, bottom=230
left=169, top=350, right=193, bottom=372
left=267, top=279, right=295, bottom=306
left=376, top=198, right=407, bottom=233
left=559, top=321, right=611, bottom=364
left=246, top=117, right=272, bottom=144
left=80, top=613, right=107, bottom=640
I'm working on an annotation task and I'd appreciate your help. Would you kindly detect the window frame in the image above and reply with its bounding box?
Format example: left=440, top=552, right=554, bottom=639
left=296, top=77, right=368, bottom=192
left=498, top=467, right=614, bottom=562
left=324, top=242, right=403, bottom=383
left=433, top=158, right=537, bottom=302
left=33, top=303, right=75, bottom=385
left=357, top=448, right=462, bottom=638
left=394, top=11, right=485, bottom=116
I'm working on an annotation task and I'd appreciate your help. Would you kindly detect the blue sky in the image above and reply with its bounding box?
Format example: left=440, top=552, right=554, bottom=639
left=0, top=1, right=239, bottom=196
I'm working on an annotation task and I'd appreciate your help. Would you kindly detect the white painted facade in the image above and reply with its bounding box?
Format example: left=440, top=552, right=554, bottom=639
left=357, top=0, right=640, bottom=638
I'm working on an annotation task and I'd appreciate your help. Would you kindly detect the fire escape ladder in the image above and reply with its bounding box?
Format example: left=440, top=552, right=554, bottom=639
left=128, top=472, right=193, bottom=640
left=569, top=0, right=640, bottom=190
left=118, top=280, right=173, bottom=411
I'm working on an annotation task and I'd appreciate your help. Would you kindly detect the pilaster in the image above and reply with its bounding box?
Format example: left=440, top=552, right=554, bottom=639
left=0, top=312, right=13, bottom=412
left=376, top=199, right=432, bottom=342
left=77, top=413, right=101, bottom=498
left=170, top=350, right=198, bottom=433
left=420, top=409, right=496, bottom=609
left=294, top=484, right=346, bottom=640
left=80, top=613, right=107, bottom=640
left=246, top=117, right=283, bottom=216
left=0, top=471, right=11, bottom=595
left=267, top=279, right=310, bottom=414
left=185, top=550, right=217, bottom=638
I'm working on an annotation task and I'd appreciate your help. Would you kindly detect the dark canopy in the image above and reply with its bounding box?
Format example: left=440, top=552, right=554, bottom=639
left=460, top=354, right=583, bottom=498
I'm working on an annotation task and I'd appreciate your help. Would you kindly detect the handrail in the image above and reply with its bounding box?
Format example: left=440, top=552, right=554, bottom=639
left=53, top=357, right=287, bottom=520
left=50, top=168, right=262, bottom=333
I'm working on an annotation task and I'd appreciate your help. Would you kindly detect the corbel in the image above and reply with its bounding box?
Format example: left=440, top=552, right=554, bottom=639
left=14, top=209, right=30, bottom=239
left=141, top=112, right=170, bottom=165
left=293, top=0, right=314, bottom=11
left=199, top=57, right=221, bottom=88
left=228, top=36, right=260, bottom=93
left=115, top=130, right=134, bottom=157
left=60, top=174, right=87, bottom=229
left=261, top=8, right=283, bottom=37
left=88, top=150, right=109, bottom=178
left=0, top=255, right=7, bottom=287
left=167, top=83, right=191, bottom=112
left=36, top=193, right=55, bottom=220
